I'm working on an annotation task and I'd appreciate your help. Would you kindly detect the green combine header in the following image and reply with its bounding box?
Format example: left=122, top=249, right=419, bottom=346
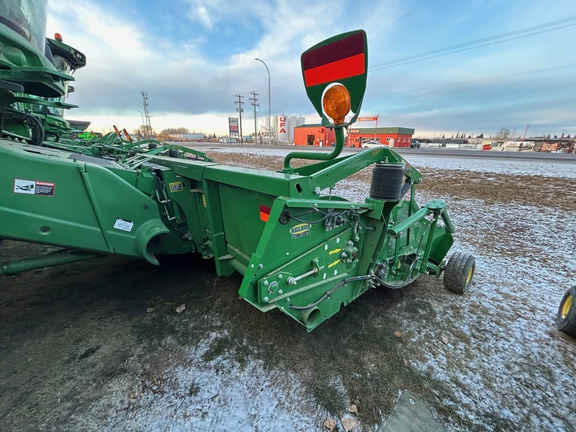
left=0, top=1, right=475, bottom=331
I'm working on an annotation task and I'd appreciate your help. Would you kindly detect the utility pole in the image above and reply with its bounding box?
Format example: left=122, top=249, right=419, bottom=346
left=235, top=94, right=244, bottom=144
left=249, top=91, right=259, bottom=145
left=141, top=91, right=154, bottom=139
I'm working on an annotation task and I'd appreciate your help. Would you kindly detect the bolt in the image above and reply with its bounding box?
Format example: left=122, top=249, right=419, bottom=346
left=313, top=187, right=321, bottom=194
left=278, top=274, right=283, bottom=279
left=264, top=280, right=269, bottom=286
left=258, top=264, right=263, bottom=269
left=287, top=277, right=297, bottom=285
left=264, top=296, right=269, bottom=303
left=278, top=290, right=283, bottom=295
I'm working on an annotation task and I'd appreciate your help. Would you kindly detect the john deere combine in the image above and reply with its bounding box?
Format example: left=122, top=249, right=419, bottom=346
left=0, top=0, right=475, bottom=331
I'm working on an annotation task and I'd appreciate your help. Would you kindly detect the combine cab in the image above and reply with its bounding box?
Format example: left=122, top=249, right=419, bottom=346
left=0, top=1, right=475, bottom=331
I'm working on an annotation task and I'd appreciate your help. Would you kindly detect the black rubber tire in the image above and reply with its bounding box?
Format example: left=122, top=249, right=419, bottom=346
left=443, top=252, right=475, bottom=294
left=556, top=286, right=576, bottom=336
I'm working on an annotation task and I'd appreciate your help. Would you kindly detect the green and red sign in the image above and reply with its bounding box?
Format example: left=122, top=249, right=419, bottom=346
left=301, top=30, right=368, bottom=126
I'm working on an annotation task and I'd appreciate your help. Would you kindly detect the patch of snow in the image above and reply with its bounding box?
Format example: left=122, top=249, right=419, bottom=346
left=74, top=337, right=323, bottom=432
left=206, top=146, right=576, bottom=178
left=401, top=201, right=576, bottom=431
left=209, top=146, right=576, bottom=430
left=402, top=154, right=576, bottom=178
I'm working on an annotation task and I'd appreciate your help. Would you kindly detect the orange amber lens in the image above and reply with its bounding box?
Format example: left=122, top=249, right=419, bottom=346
left=322, top=84, right=351, bottom=125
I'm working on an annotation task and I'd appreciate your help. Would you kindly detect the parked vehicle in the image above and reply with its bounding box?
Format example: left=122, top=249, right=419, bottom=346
left=362, top=141, right=388, bottom=149
left=411, top=140, right=421, bottom=148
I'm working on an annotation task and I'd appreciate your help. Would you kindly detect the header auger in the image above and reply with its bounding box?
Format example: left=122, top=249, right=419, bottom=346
left=0, top=4, right=475, bottom=331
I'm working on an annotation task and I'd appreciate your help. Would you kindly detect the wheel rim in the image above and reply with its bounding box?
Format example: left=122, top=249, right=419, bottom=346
left=561, top=294, right=573, bottom=319
left=465, top=265, right=474, bottom=285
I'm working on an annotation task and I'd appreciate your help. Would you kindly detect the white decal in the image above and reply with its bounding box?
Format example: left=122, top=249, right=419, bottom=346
left=13, top=179, right=55, bottom=196
left=14, top=179, right=35, bottom=194
left=113, top=218, right=134, bottom=232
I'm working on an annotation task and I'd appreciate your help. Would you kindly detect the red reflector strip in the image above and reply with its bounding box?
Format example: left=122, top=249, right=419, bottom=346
left=304, top=53, right=365, bottom=87
left=259, top=204, right=271, bottom=222
left=302, top=31, right=364, bottom=70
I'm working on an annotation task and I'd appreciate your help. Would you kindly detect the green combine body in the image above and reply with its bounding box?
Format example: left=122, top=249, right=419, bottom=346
left=0, top=1, right=475, bottom=331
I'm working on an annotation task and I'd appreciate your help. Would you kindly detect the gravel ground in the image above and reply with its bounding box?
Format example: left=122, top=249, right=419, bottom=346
left=1, top=147, right=574, bottom=431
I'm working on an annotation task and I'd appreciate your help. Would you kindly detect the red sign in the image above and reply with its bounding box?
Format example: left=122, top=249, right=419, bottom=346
left=357, top=116, right=378, bottom=122
left=302, top=32, right=366, bottom=88
left=228, top=117, right=239, bottom=137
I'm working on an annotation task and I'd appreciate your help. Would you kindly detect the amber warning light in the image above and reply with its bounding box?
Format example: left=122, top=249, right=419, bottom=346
left=322, top=84, right=351, bottom=125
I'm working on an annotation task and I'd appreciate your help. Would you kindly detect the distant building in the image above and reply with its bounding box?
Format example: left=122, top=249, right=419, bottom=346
left=167, top=132, right=204, bottom=141
left=346, top=127, right=415, bottom=148
left=294, top=124, right=336, bottom=147
left=259, top=115, right=306, bottom=143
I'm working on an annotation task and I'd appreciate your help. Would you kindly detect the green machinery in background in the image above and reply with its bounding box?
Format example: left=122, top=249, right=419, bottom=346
left=0, top=1, right=476, bottom=331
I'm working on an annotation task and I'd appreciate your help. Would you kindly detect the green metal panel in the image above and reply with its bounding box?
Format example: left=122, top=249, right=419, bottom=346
left=218, top=184, right=273, bottom=265
left=0, top=141, right=168, bottom=262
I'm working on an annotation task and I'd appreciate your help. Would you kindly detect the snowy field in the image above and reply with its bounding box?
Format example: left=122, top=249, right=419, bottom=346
left=202, top=147, right=576, bottom=431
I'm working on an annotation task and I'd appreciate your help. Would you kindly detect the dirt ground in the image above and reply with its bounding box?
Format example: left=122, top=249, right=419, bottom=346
left=1, top=149, right=575, bottom=431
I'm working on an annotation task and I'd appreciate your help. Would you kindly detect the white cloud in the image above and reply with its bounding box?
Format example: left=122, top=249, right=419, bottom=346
left=45, top=0, right=576, bottom=137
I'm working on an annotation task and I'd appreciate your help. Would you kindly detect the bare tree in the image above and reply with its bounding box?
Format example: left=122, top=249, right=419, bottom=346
left=160, top=127, right=190, bottom=135
left=495, top=128, right=512, bottom=140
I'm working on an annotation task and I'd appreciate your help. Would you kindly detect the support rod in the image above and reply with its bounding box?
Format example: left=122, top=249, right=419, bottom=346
left=283, top=126, right=345, bottom=173
left=1, top=249, right=102, bottom=276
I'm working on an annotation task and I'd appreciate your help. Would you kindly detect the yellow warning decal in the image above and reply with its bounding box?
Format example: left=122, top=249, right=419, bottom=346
left=290, top=223, right=311, bottom=239
left=169, top=181, right=184, bottom=192
left=329, top=248, right=342, bottom=255
left=328, top=259, right=341, bottom=269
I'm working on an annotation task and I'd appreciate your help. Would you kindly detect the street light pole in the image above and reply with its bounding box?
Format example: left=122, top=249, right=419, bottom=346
left=255, top=58, right=271, bottom=145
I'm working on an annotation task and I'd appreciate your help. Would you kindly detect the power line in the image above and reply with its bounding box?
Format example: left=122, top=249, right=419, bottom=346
left=193, top=15, right=576, bottom=110
left=371, top=16, right=576, bottom=70
left=381, top=63, right=576, bottom=100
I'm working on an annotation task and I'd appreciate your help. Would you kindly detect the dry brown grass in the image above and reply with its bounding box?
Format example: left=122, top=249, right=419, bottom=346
left=207, top=151, right=576, bottom=212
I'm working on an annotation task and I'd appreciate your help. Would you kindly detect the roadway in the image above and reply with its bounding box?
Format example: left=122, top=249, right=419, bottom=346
left=184, top=142, right=576, bottom=163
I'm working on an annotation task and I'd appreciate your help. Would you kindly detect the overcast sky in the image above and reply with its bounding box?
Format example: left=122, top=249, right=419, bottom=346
left=46, top=0, right=576, bottom=138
